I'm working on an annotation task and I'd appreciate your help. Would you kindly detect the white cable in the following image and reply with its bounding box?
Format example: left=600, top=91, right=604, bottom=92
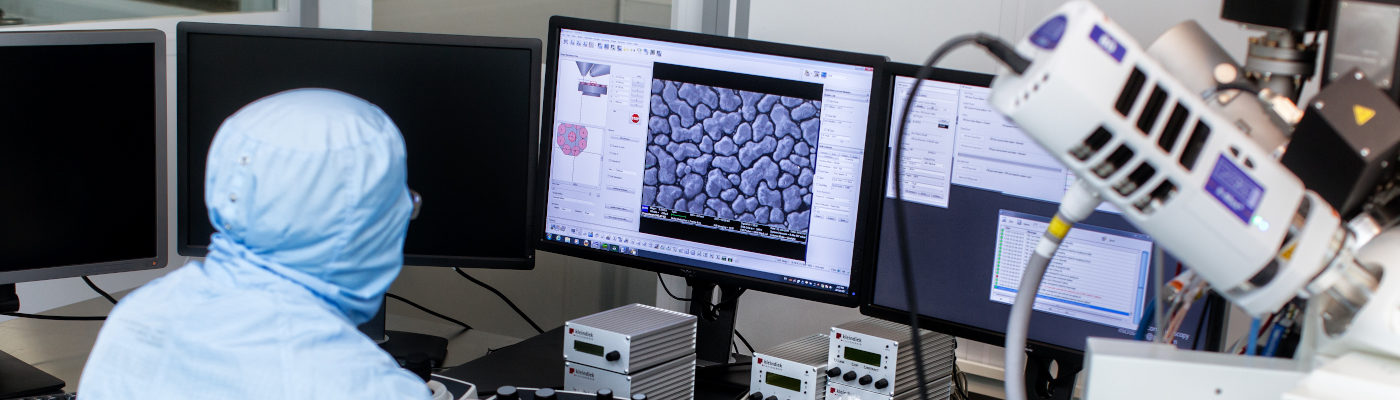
left=1004, top=180, right=1101, bottom=400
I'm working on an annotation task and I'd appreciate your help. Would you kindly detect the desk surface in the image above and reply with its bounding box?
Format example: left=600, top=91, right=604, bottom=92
left=0, top=293, right=524, bottom=393
left=3, top=296, right=1012, bottom=399
left=442, top=327, right=1006, bottom=400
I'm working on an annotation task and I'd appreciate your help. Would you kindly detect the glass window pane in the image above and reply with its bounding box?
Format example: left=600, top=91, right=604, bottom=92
left=374, top=0, right=672, bottom=44
left=0, top=0, right=276, bottom=26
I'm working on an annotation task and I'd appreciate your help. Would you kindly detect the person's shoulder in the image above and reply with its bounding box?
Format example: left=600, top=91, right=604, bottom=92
left=101, top=262, right=213, bottom=321
left=281, top=316, right=431, bottom=399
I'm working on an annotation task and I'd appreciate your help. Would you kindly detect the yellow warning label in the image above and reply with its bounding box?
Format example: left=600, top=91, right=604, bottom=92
left=1355, top=104, right=1376, bottom=126
left=1048, top=216, right=1071, bottom=239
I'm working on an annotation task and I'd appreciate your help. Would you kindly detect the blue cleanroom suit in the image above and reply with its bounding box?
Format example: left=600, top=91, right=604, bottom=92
left=79, top=89, right=429, bottom=399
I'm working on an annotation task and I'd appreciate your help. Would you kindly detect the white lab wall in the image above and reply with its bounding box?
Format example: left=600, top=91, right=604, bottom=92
left=748, top=0, right=1256, bottom=73
left=0, top=0, right=373, bottom=322
left=621, top=0, right=672, bottom=28
left=312, top=0, right=372, bottom=29
left=669, top=0, right=704, bottom=33
left=734, top=0, right=1260, bottom=368
left=750, top=0, right=1012, bottom=73
left=373, top=0, right=619, bottom=43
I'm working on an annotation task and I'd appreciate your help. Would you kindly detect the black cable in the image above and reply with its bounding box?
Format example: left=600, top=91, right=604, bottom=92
left=734, top=329, right=755, bottom=356
left=82, top=276, right=118, bottom=304
left=953, top=363, right=970, bottom=400
left=453, top=268, right=544, bottom=334
left=895, top=33, right=1029, bottom=400
left=3, top=312, right=105, bottom=321
left=711, top=287, right=746, bottom=315
left=385, top=292, right=472, bottom=331
left=1191, top=294, right=1210, bottom=351
left=656, top=272, right=693, bottom=302
left=699, top=360, right=752, bottom=370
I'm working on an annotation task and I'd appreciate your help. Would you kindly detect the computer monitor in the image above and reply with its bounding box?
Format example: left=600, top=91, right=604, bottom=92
left=862, top=63, right=1222, bottom=387
left=535, top=16, right=889, bottom=362
left=177, top=22, right=541, bottom=269
left=0, top=29, right=166, bottom=396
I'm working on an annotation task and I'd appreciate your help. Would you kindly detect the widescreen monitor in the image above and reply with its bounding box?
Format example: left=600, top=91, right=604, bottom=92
left=862, top=63, right=1213, bottom=358
left=0, top=28, right=166, bottom=397
left=534, top=17, right=889, bottom=306
left=0, top=29, right=167, bottom=284
left=178, top=23, right=540, bottom=268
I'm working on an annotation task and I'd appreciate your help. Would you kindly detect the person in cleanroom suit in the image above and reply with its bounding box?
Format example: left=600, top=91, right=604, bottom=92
left=79, top=89, right=429, bottom=399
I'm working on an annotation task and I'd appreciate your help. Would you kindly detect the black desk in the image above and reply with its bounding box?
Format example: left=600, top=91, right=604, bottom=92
left=440, top=327, right=1001, bottom=400
left=440, top=326, right=749, bottom=400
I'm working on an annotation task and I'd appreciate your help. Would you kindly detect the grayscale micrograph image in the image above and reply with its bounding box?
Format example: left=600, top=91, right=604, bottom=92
left=642, top=79, right=821, bottom=232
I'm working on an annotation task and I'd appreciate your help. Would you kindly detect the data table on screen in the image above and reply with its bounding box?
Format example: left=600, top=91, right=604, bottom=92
left=988, top=210, right=1152, bottom=330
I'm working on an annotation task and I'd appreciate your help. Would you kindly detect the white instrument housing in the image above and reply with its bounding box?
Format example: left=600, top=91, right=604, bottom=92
left=986, top=0, right=1340, bottom=316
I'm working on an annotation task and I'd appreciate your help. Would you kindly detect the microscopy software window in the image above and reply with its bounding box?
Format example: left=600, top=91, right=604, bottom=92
left=544, top=28, right=877, bottom=292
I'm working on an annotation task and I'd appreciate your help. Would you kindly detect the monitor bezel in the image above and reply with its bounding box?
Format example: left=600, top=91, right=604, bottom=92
left=176, top=22, right=541, bottom=269
left=0, top=29, right=168, bottom=284
left=534, top=16, right=891, bottom=307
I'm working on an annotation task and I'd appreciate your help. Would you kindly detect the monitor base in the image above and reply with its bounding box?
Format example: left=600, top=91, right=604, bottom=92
left=696, top=352, right=751, bottom=398
left=0, top=284, right=64, bottom=397
left=359, top=299, right=448, bottom=380
left=0, top=350, right=65, bottom=398
left=1024, top=351, right=1081, bottom=400
left=381, top=330, right=449, bottom=375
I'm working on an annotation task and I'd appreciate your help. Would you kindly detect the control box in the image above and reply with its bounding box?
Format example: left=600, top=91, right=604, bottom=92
left=748, top=334, right=830, bottom=400
left=564, top=353, right=696, bottom=400
left=563, top=303, right=697, bottom=374
left=485, top=386, right=633, bottom=400
left=826, top=318, right=956, bottom=396
left=824, top=375, right=953, bottom=400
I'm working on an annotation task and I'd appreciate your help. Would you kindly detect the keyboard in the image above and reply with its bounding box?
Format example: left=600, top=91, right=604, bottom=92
left=10, top=393, right=76, bottom=400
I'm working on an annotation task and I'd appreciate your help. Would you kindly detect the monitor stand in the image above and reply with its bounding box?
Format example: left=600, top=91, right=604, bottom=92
left=0, top=351, right=65, bottom=397
left=685, top=278, right=751, bottom=394
left=0, top=284, right=65, bottom=397
left=1019, top=293, right=1221, bottom=400
left=359, top=299, right=447, bottom=379
left=1023, top=351, right=1081, bottom=400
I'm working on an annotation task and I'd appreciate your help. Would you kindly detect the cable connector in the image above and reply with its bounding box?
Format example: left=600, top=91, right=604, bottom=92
left=975, top=35, right=1031, bottom=75
left=1058, top=178, right=1102, bottom=223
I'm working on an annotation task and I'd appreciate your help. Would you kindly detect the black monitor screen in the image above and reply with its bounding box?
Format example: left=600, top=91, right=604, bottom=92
left=535, top=17, right=889, bottom=305
left=0, top=31, right=166, bottom=283
left=178, top=23, right=540, bottom=268
left=865, top=65, right=1206, bottom=354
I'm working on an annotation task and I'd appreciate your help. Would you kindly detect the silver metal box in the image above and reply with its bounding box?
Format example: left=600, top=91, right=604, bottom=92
left=564, top=353, right=696, bottom=400
left=827, top=318, right=956, bottom=396
left=564, top=303, right=697, bottom=374
left=749, top=334, right=831, bottom=400
left=826, top=375, right=953, bottom=400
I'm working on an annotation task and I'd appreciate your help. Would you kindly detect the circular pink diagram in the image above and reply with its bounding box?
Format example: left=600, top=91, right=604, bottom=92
left=557, top=123, right=588, bottom=156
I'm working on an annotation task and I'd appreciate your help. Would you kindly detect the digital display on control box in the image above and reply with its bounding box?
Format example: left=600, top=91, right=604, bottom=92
left=766, top=372, right=803, bottom=392
left=574, top=341, right=605, bottom=357
left=844, top=347, right=881, bottom=366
